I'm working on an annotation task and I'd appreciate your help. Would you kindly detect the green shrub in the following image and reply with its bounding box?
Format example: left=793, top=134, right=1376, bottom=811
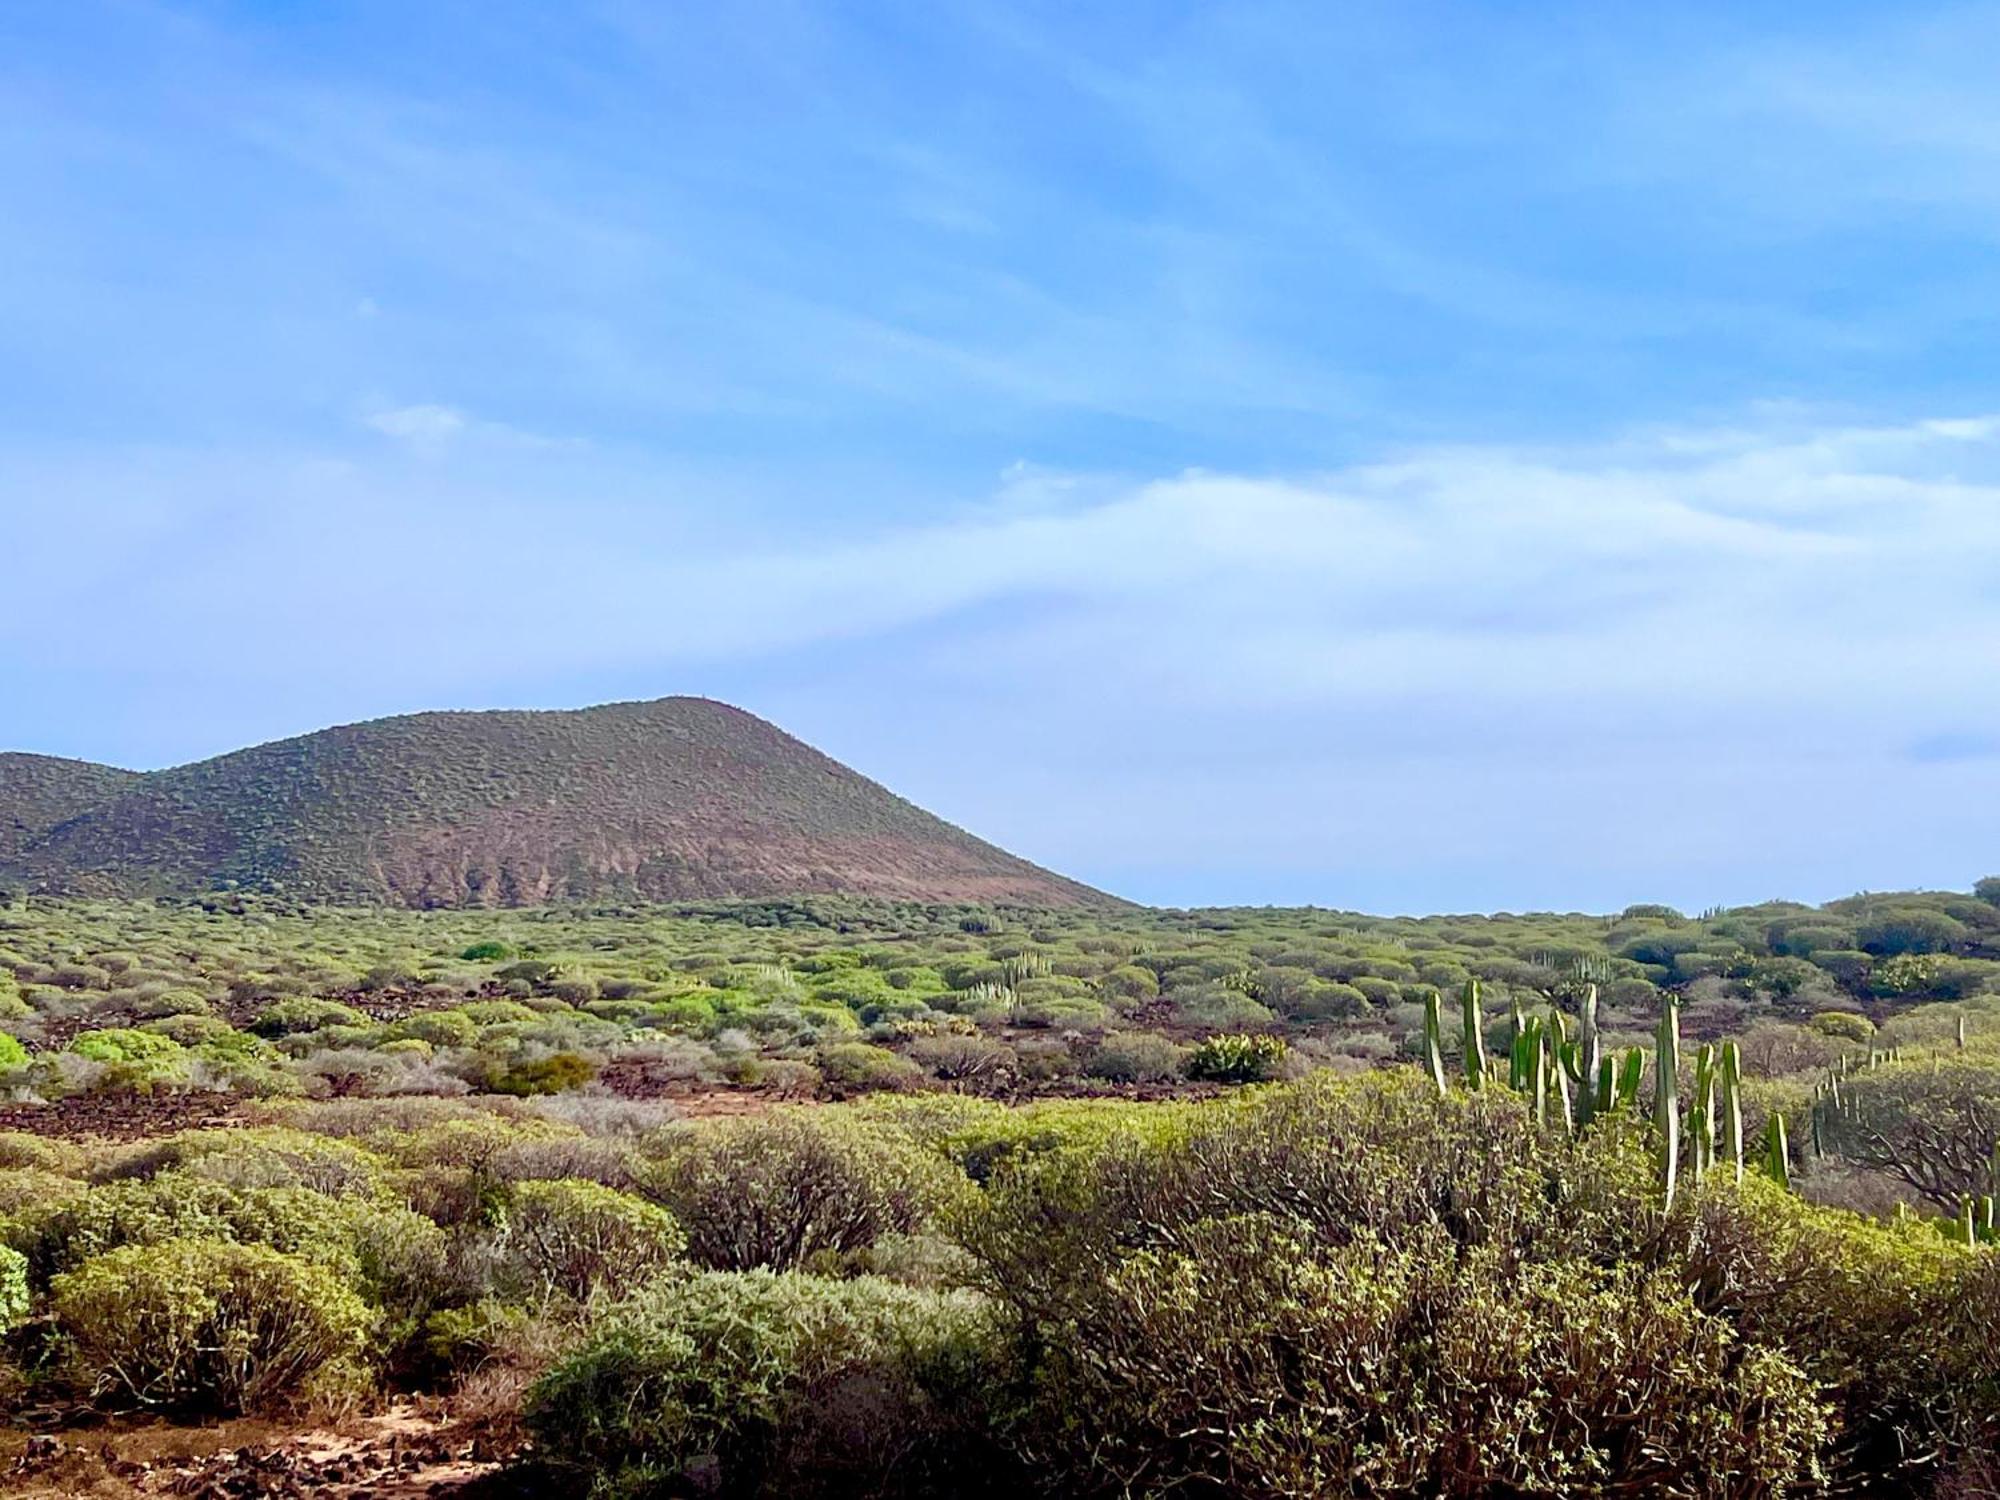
left=68, top=1027, right=183, bottom=1067
left=384, top=1011, right=479, bottom=1049
left=1013, top=1213, right=1825, bottom=1496
left=103, top=1127, right=386, bottom=1198
left=0, top=1032, right=27, bottom=1071
left=493, top=1179, right=685, bottom=1303
left=460, top=941, right=514, bottom=962
left=0, top=1245, right=25, bottom=1333
left=0, top=1131, right=81, bottom=1174
left=1809, top=1010, right=1876, bottom=1043
left=644, top=1112, right=966, bottom=1271
left=1085, top=1031, right=1186, bottom=1083
left=1184, top=1032, right=1289, bottom=1082
left=816, top=1041, right=922, bottom=1092
left=4, top=1171, right=446, bottom=1308
left=459, top=1000, right=544, bottom=1027
left=0, top=1166, right=85, bottom=1216
left=133, top=988, right=213, bottom=1019
left=249, top=998, right=368, bottom=1038
left=526, top=1271, right=1014, bottom=1499
left=486, top=1051, right=597, bottom=1096
left=51, top=1238, right=375, bottom=1414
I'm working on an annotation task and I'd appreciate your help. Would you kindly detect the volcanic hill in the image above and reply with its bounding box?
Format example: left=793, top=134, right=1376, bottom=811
left=0, top=698, right=1106, bottom=908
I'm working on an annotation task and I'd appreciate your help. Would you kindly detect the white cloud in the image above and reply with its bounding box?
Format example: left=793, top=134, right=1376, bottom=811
left=365, top=404, right=466, bottom=442
left=10, top=405, right=2000, bottom=908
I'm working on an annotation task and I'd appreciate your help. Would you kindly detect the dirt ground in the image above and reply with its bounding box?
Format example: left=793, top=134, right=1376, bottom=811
left=0, top=1400, right=535, bottom=1499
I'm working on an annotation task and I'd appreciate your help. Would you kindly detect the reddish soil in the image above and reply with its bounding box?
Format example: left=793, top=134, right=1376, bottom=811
left=0, top=1092, right=240, bottom=1141
left=0, top=1402, right=530, bottom=1500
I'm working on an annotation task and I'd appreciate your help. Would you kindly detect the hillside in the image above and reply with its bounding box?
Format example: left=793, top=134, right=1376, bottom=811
left=0, top=753, right=145, bottom=863
left=0, top=698, right=1106, bottom=907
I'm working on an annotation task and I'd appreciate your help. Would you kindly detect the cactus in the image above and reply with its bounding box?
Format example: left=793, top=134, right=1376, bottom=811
left=1510, top=1019, right=1535, bottom=1097
left=1422, top=990, right=1449, bottom=1096
left=1461, top=979, right=1487, bottom=1091
left=1690, top=1044, right=1716, bottom=1183
left=1656, top=998, right=1681, bottom=1210
left=1958, top=1013, right=1968, bottom=1051
left=1574, top=985, right=1601, bottom=1127
left=1528, top=1022, right=1550, bottom=1128
left=1719, top=1040, right=1744, bottom=1183
left=1614, top=1047, right=1645, bottom=1111
left=1961, top=1199, right=1978, bottom=1248
left=1764, top=1113, right=1791, bottom=1190
left=1547, top=1024, right=1575, bottom=1135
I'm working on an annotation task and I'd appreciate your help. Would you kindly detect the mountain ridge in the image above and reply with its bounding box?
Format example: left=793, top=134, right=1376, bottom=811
left=0, top=697, right=1109, bottom=908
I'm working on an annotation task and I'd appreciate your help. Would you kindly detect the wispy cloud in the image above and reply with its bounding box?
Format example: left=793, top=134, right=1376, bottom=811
left=365, top=404, right=466, bottom=442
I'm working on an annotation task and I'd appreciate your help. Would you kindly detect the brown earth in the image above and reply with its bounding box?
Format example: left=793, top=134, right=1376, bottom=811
left=0, top=1401, right=530, bottom=1500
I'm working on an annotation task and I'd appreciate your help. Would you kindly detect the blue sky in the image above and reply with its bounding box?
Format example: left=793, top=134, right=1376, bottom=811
left=6, top=1, right=2000, bottom=912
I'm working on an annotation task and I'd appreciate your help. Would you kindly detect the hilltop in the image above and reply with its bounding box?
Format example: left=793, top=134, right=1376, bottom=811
left=0, top=697, right=1106, bottom=908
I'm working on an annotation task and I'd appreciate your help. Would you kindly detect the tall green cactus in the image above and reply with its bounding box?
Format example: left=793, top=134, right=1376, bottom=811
left=1656, top=998, right=1681, bottom=1210
left=1719, top=1040, right=1744, bottom=1183
left=1690, top=1044, right=1716, bottom=1184
left=1461, top=978, right=1487, bottom=1091
left=1614, top=1048, right=1645, bottom=1111
left=1764, top=1113, right=1790, bottom=1190
left=1574, top=985, right=1601, bottom=1127
left=1527, top=1020, right=1552, bottom=1128
left=1547, top=1018, right=1575, bottom=1136
left=1422, top=989, right=1449, bottom=1096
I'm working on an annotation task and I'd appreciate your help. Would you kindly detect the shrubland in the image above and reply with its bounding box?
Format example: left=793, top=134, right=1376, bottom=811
left=0, top=888, right=1995, bottom=1493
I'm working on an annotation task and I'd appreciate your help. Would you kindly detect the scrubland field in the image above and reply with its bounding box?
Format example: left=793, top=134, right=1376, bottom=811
left=0, top=886, right=1996, bottom=1496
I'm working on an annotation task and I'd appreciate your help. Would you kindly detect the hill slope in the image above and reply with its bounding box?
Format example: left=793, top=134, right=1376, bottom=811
left=0, top=754, right=145, bottom=863
left=0, top=699, right=1107, bottom=907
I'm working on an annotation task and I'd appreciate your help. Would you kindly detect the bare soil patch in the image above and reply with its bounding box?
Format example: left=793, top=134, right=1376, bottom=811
left=1, top=1401, right=531, bottom=1499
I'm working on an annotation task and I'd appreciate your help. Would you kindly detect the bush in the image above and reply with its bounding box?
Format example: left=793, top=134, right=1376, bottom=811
left=486, top=1052, right=597, bottom=1096
left=1007, top=1214, right=1826, bottom=1497
left=4, top=1171, right=445, bottom=1308
left=68, top=1027, right=183, bottom=1067
left=103, top=1127, right=387, bottom=1197
left=51, top=1238, right=375, bottom=1414
left=644, top=1112, right=966, bottom=1271
left=1184, top=1032, right=1289, bottom=1083
left=526, top=1271, right=1014, bottom=1499
left=0, top=1032, right=26, bottom=1071
left=1085, top=1031, right=1186, bottom=1083
left=0, top=1245, right=25, bottom=1333
left=0, top=1131, right=74, bottom=1174
left=816, top=1041, right=923, bottom=1092
left=249, top=998, right=368, bottom=1038
left=493, top=1179, right=685, bottom=1303
left=1809, top=1010, right=1876, bottom=1043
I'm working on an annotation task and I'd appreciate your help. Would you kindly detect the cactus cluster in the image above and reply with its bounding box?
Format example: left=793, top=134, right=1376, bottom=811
left=1428, top=980, right=1776, bottom=1207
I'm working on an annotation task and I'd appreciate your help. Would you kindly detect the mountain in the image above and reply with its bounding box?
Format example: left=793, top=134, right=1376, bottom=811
left=0, top=698, right=1108, bottom=908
